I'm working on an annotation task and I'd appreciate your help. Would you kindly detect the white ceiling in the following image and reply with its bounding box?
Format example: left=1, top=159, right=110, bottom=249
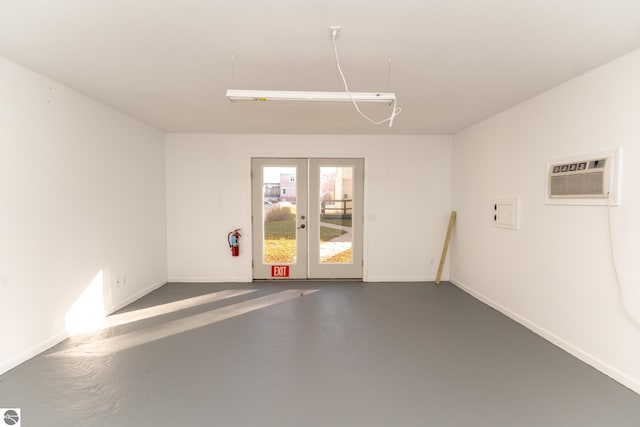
left=1, top=0, right=640, bottom=134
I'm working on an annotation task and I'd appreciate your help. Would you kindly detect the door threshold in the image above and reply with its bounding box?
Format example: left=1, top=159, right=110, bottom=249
left=252, top=278, right=363, bottom=283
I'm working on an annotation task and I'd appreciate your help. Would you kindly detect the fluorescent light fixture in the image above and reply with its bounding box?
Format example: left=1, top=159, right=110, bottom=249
left=226, top=89, right=396, bottom=105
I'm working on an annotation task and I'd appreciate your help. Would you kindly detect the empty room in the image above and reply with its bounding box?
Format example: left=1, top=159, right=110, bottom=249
left=1, top=1, right=640, bottom=426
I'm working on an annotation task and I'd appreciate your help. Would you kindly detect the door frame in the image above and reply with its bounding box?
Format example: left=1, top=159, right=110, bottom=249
left=251, top=158, right=308, bottom=279
left=251, top=157, right=365, bottom=280
left=308, top=158, right=364, bottom=279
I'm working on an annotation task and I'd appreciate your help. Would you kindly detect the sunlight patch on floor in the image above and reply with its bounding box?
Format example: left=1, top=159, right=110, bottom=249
left=105, top=289, right=258, bottom=329
left=53, top=289, right=318, bottom=356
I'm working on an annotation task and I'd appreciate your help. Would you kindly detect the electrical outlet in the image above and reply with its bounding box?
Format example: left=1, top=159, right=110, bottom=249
left=115, top=276, right=122, bottom=288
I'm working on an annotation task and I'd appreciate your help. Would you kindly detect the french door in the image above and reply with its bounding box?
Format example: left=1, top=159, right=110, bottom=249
left=251, top=158, right=364, bottom=279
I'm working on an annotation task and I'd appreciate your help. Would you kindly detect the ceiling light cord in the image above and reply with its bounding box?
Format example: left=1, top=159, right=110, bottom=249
left=607, top=192, right=640, bottom=329
left=332, top=30, right=401, bottom=127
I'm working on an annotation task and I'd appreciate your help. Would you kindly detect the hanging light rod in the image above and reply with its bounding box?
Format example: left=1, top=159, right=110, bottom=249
left=226, top=89, right=396, bottom=105
left=225, top=26, right=401, bottom=127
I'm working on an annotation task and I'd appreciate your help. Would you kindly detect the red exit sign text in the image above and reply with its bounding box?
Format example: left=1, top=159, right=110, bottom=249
left=271, top=265, right=290, bottom=278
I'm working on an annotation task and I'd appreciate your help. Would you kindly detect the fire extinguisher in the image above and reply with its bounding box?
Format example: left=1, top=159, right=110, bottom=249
left=228, top=228, right=241, bottom=256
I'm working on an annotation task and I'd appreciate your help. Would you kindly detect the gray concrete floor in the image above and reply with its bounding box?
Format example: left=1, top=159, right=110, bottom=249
left=1, top=282, right=639, bottom=426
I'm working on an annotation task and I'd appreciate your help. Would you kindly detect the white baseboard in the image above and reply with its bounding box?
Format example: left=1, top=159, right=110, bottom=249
left=366, top=276, right=441, bottom=282
left=0, top=329, right=69, bottom=376
left=450, top=278, right=640, bottom=395
left=105, top=279, right=168, bottom=315
left=167, top=276, right=253, bottom=283
left=167, top=276, right=443, bottom=283
left=0, top=279, right=168, bottom=376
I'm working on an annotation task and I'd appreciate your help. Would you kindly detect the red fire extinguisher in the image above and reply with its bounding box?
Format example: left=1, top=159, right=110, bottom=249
left=228, top=228, right=241, bottom=256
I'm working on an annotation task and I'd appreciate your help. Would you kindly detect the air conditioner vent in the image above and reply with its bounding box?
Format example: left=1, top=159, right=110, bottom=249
left=550, top=171, right=604, bottom=197
left=545, top=149, right=621, bottom=206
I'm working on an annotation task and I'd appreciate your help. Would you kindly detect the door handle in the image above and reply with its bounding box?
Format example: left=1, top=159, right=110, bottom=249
left=297, top=224, right=306, bottom=229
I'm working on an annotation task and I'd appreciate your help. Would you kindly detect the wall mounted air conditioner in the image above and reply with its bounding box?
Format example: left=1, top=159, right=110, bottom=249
left=545, top=149, right=622, bottom=206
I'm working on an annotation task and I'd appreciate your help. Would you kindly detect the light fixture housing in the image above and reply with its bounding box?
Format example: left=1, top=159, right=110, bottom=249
left=226, top=89, right=396, bottom=105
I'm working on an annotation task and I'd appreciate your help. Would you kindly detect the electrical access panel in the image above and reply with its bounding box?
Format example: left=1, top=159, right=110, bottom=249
left=493, top=197, right=519, bottom=230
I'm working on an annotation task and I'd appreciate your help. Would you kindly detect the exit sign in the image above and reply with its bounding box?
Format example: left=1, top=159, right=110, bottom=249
left=271, top=265, right=290, bottom=278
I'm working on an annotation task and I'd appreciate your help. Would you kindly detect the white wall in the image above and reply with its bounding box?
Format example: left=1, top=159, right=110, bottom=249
left=165, top=134, right=452, bottom=282
left=451, top=49, right=640, bottom=393
left=0, top=57, right=167, bottom=374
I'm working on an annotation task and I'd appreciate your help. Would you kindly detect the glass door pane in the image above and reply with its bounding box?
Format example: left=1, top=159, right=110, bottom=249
left=319, top=166, right=353, bottom=264
left=262, top=167, right=297, bottom=264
